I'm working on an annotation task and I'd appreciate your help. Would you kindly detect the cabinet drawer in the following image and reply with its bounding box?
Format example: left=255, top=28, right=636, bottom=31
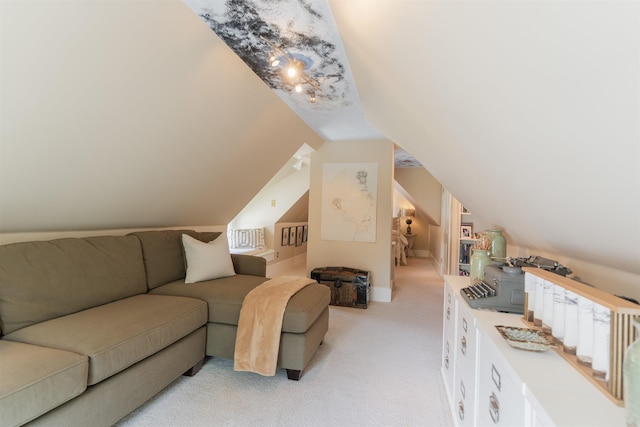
left=442, top=284, right=458, bottom=403
left=453, top=372, right=476, bottom=427
left=444, top=283, right=457, bottom=340
left=477, top=338, right=525, bottom=426
left=442, top=338, right=455, bottom=401
left=443, top=285, right=457, bottom=352
left=456, top=301, right=478, bottom=374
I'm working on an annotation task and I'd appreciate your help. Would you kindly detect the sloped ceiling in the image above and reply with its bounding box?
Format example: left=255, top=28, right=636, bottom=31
left=0, top=0, right=638, bottom=279
left=0, top=1, right=323, bottom=232
left=329, top=0, right=639, bottom=275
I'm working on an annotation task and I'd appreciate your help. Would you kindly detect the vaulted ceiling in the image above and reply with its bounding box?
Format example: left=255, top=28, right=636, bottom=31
left=1, top=0, right=638, bottom=280
left=183, top=0, right=640, bottom=276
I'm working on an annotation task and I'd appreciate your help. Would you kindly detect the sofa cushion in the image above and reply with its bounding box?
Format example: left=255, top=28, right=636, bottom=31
left=182, top=234, right=236, bottom=283
left=0, top=340, right=88, bottom=427
left=129, top=230, right=221, bottom=290
left=3, top=294, right=207, bottom=386
left=0, top=235, right=147, bottom=335
left=151, top=277, right=330, bottom=334
left=230, top=254, right=267, bottom=277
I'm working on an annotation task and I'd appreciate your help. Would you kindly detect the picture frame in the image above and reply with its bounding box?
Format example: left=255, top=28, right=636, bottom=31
left=460, top=223, right=473, bottom=239
left=296, top=226, right=304, bottom=247
left=289, top=227, right=296, bottom=246
left=459, top=242, right=473, bottom=265
left=302, top=225, right=308, bottom=242
left=281, top=227, right=290, bottom=246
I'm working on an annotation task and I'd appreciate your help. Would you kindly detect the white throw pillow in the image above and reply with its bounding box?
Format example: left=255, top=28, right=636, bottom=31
left=182, top=234, right=236, bottom=283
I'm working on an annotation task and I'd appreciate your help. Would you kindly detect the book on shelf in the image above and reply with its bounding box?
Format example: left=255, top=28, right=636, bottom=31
left=459, top=242, right=473, bottom=264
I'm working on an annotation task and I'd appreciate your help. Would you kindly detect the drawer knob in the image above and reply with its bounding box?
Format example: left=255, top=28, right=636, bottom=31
left=489, top=392, right=500, bottom=424
left=458, top=400, right=465, bottom=420
left=446, top=307, right=451, bottom=320
left=461, top=336, right=467, bottom=355
left=445, top=354, right=449, bottom=369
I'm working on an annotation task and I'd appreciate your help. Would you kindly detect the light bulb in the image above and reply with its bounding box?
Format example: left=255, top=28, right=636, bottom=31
left=309, top=93, right=317, bottom=103
left=295, top=84, right=303, bottom=93
left=271, top=58, right=280, bottom=67
left=287, top=66, right=297, bottom=78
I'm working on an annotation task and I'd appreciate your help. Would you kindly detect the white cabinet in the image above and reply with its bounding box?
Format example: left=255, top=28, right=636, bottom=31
left=454, top=370, right=476, bottom=426
left=442, top=283, right=457, bottom=402
left=524, top=392, right=555, bottom=427
left=453, top=301, right=479, bottom=426
left=456, top=301, right=478, bottom=375
left=441, top=275, right=626, bottom=427
left=477, top=337, right=525, bottom=426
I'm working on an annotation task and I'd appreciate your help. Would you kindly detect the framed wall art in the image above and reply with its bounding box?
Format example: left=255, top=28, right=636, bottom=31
left=295, top=226, right=303, bottom=246
left=320, top=162, right=378, bottom=242
left=281, top=227, right=290, bottom=246
left=289, top=227, right=296, bottom=246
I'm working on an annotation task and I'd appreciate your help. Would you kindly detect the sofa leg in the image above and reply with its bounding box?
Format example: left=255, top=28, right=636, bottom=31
left=286, top=369, right=302, bottom=381
left=183, top=357, right=206, bottom=377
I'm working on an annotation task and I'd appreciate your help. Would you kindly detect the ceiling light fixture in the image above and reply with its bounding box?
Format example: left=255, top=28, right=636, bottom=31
left=261, top=36, right=320, bottom=103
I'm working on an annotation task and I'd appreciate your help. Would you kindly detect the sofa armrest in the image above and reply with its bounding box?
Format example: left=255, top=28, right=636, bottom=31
left=231, top=254, right=266, bottom=277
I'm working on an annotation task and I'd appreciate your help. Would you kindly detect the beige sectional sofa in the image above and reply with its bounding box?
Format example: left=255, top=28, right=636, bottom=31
left=0, top=229, right=330, bottom=427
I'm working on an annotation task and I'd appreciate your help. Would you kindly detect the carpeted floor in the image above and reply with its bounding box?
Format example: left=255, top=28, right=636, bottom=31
left=115, top=257, right=454, bottom=427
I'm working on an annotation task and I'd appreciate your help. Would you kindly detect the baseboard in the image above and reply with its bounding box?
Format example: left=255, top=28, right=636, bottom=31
left=413, top=249, right=431, bottom=258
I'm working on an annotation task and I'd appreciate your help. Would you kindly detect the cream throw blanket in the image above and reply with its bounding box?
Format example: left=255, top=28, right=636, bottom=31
left=234, top=276, right=316, bottom=376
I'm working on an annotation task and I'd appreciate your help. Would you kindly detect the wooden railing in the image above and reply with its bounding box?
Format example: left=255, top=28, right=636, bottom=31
left=522, top=267, right=640, bottom=406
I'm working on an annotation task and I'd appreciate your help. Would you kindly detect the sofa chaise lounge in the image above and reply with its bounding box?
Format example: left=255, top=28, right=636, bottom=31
left=0, top=229, right=330, bottom=427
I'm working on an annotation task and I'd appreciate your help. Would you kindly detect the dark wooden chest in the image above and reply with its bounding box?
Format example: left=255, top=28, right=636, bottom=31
left=310, top=267, right=370, bottom=309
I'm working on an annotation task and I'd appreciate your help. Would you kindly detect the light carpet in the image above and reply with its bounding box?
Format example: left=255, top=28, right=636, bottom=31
left=115, top=257, right=454, bottom=427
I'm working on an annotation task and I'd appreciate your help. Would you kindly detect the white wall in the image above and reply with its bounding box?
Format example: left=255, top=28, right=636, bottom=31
left=394, top=167, right=443, bottom=256
left=230, top=157, right=311, bottom=248
left=307, top=140, right=395, bottom=302
left=394, top=168, right=442, bottom=226
left=274, top=222, right=308, bottom=263
left=427, top=223, right=442, bottom=268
